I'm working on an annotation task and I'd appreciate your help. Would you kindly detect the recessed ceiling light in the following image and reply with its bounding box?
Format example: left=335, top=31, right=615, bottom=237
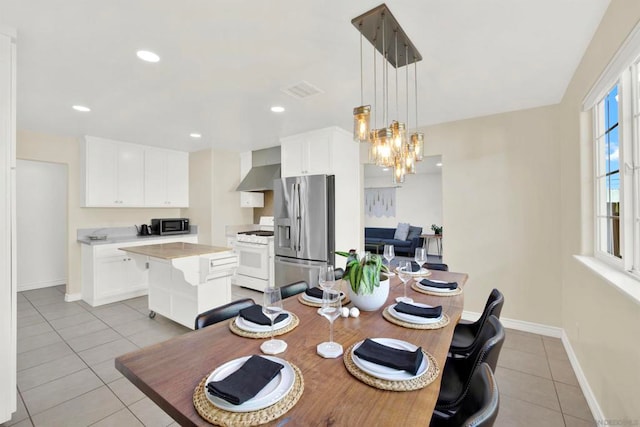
left=270, top=106, right=285, bottom=113
left=72, top=105, right=91, bottom=112
left=189, top=133, right=202, bottom=138
left=436, top=162, right=443, bottom=167
left=136, top=50, right=160, bottom=63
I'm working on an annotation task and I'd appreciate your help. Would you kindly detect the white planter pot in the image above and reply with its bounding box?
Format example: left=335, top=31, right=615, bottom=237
left=347, top=277, right=390, bottom=312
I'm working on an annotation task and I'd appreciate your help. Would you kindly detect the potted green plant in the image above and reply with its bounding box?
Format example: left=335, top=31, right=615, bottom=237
left=336, top=250, right=390, bottom=311
left=431, top=224, right=443, bottom=235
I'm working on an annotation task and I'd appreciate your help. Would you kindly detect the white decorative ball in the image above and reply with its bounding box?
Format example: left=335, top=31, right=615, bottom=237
left=349, top=307, right=360, bottom=318
left=341, top=307, right=350, bottom=318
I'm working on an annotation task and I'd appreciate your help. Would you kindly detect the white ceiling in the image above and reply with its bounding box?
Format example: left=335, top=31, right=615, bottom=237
left=0, top=0, right=610, bottom=153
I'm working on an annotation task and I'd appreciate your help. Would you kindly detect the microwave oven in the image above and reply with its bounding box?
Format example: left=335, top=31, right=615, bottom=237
left=150, top=218, right=190, bottom=235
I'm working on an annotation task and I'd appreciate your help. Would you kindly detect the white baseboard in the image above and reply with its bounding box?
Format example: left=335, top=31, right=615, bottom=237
left=461, top=311, right=563, bottom=338
left=462, top=311, right=602, bottom=421
left=64, top=292, right=81, bottom=302
left=17, top=279, right=65, bottom=292
left=561, top=330, right=605, bottom=422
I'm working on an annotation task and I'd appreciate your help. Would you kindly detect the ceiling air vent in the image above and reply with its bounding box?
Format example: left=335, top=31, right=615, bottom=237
left=282, top=81, right=323, bottom=99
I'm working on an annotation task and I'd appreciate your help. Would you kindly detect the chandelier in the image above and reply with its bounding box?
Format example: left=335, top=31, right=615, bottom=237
left=351, top=4, right=424, bottom=184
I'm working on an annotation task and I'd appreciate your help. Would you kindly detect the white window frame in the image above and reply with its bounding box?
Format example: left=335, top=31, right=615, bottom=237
left=586, top=29, right=640, bottom=279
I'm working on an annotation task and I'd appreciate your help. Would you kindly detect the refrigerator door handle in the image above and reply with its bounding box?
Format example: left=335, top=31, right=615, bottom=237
left=296, top=182, right=302, bottom=253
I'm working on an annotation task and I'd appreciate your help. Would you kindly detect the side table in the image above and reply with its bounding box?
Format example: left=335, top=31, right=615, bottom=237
left=420, top=234, right=442, bottom=257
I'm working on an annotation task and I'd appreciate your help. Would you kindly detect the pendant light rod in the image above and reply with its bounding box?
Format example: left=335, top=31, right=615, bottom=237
left=359, top=30, right=364, bottom=105
left=395, top=30, right=399, bottom=120
left=414, top=58, right=418, bottom=130
left=405, top=44, right=409, bottom=130
left=373, top=40, right=377, bottom=129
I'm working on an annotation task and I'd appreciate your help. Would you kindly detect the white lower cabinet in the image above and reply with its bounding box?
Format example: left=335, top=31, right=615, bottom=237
left=81, top=236, right=198, bottom=307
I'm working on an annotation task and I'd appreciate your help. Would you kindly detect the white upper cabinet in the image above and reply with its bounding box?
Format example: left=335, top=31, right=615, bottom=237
left=144, top=148, right=189, bottom=207
left=280, top=128, right=333, bottom=177
left=82, top=136, right=144, bottom=207
left=81, top=136, right=189, bottom=208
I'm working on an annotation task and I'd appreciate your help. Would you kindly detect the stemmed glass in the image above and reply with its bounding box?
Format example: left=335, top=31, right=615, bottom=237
left=383, top=245, right=395, bottom=275
left=317, top=289, right=343, bottom=358
left=318, top=265, right=335, bottom=290
left=414, top=247, right=427, bottom=273
left=396, top=260, right=414, bottom=303
left=260, top=287, right=288, bottom=355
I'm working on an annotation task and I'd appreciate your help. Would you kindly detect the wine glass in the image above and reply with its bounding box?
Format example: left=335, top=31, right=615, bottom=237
left=383, top=245, right=395, bottom=275
left=414, top=247, right=427, bottom=273
left=317, top=289, right=343, bottom=358
left=318, top=265, right=335, bottom=290
left=260, top=287, right=287, bottom=355
left=396, top=260, right=414, bottom=303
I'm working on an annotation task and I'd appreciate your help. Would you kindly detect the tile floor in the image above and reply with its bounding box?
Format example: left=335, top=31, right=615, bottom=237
left=2, top=285, right=596, bottom=426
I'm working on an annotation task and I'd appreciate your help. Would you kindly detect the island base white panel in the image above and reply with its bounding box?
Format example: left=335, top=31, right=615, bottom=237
left=148, top=258, right=233, bottom=329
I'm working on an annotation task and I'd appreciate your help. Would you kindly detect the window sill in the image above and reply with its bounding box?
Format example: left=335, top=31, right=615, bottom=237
left=574, top=255, right=640, bottom=306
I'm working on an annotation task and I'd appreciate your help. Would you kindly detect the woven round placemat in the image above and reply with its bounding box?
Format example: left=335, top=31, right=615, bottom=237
left=382, top=307, right=450, bottom=330
left=296, top=294, right=350, bottom=308
left=193, top=362, right=304, bottom=427
left=411, top=282, right=463, bottom=297
left=343, top=343, right=439, bottom=391
left=229, top=313, right=299, bottom=339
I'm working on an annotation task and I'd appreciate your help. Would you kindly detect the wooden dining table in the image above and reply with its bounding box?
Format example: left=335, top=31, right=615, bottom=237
left=115, top=270, right=467, bottom=426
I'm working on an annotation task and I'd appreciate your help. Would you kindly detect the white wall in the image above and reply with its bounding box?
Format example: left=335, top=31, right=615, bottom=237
left=16, top=160, right=67, bottom=291
left=364, top=171, right=442, bottom=235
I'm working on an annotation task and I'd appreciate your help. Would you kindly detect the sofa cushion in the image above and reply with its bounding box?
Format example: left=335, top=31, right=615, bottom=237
left=394, top=223, right=410, bottom=240
left=407, top=226, right=423, bottom=241
left=365, top=228, right=396, bottom=239
left=384, top=239, right=411, bottom=248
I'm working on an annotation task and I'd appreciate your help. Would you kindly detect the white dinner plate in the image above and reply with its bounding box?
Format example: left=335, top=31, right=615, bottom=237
left=416, top=279, right=457, bottom=293
left=388, top=303, right=443, bottom=324
left=301, top=292, right=346, bottom=304
left=398, top=267, right=432, bottom=277
left=205, top=355, right=294, bottom=412
left=351, top=338, right=428, bottom=381
left=234, top=312, right=292, bottom=332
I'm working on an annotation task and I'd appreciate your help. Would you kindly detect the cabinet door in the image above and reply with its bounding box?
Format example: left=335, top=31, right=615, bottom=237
left=306, top=136, right=332, bottom=175
left=166, top=151, right=189, bottom=207
left=95, top=256, right=127, bottom=299
left=281, top=139, right=305, bottom=177
left=117, top=144, right=144, bottom=206
left=144, top=149, right=167, bottom=207
left=85, top=139, right=118, bottom=206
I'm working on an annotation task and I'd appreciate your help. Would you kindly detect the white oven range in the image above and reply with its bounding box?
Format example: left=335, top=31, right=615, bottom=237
left=233, top=228, right=274, bottom=292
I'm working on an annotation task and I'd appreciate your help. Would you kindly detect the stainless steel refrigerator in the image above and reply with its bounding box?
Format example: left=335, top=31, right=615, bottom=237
left=274, top=174, right=335, bottom=288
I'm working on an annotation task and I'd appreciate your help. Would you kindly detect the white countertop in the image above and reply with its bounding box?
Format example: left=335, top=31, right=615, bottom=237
left=77, top=226, right=198, bottom=246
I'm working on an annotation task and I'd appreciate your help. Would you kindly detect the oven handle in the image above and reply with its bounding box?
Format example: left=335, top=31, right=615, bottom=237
left=234, top=241, right=268, bottom=249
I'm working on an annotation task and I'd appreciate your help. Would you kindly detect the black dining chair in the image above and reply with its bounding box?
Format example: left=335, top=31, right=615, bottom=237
left=425, top=262, right=449, bottom=271
left=194, top=298, right=255, bottom=330
left=450, top=288, right=504, bottom=357
left=435, top=315, right=505, bottom=414
left=430, top=363, right=499, bottom=427
left=279, top=281, right=309, bottom=299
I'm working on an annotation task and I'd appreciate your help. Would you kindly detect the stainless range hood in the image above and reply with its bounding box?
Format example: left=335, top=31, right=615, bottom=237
left=236, top=164, right=281, bottom=191
left=236, top=146, right=281, bottom=191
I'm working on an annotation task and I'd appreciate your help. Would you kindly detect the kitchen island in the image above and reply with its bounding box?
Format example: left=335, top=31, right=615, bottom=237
left=121, top=242, right=238, bottom=329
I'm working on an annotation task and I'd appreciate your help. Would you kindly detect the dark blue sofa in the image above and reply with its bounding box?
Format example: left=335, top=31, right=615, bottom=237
left=364, top=227, right=423, bottom=256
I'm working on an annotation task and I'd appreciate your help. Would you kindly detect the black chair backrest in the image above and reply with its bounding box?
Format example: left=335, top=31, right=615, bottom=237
left=449, top=363, right=499, bottom=427
left=194, top=298, right=255, bottom=330
left=442, top=316, right=505, bottom=411
left=279, top=281, right=309, bottom=299
left=425, top=263, right=449, bottom=271
left=473, top=289, right=504, bottom=333
left=334, top=268, right=345, bottom=280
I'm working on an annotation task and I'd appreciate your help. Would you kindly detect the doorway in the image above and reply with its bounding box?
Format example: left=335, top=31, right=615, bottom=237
left=16, top=160, right=67, bottom=291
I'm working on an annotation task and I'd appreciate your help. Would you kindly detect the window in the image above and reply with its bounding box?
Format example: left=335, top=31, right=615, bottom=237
left=592, top=60, right=640, bottom=275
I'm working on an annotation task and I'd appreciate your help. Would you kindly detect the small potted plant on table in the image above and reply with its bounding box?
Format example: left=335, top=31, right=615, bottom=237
left=431, top=224, right=443, bottom=235
left=336, top=250, right=390, bottom=311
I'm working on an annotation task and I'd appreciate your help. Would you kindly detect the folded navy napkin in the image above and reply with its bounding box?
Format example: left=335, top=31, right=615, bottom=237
left=419, top=278, right=458, bottom=290
left=411, top=262, right=422, bottom=272
left=206, top=355, right=284, bottom=405
left=305, top=287, right=324, bottom=299
left=354, top=338, right=424, bottom=375
left=239, top=304, right=288, bottom=325
left=394, top=302, right=442, bottom=318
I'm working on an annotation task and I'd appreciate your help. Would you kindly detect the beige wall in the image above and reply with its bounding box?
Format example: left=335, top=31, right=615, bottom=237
left=186, top=148, right=252, bottom=246
left=16, top=130, right=183, bottom=296
left=558, top=0, right=640, bottom=419
left=422, top=106, right=562, bottom=326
